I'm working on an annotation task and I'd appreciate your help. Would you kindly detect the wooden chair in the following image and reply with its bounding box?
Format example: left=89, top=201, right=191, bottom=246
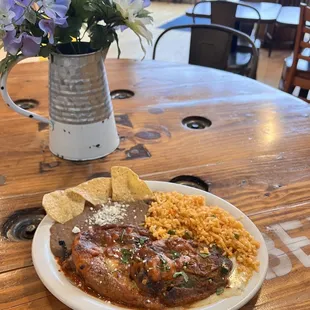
left=281, top=3, right=310, bottom=102
left=153, top=24, right=259, bottom=79
left=266, top=0, right=301, bottom=57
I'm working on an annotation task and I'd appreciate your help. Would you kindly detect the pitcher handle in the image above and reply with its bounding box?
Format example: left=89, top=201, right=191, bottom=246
left=0, top=56, right=51, bottom=125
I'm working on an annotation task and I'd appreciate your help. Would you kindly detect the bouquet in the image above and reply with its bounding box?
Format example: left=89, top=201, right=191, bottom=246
left=0, top=0, right=153, bottom=73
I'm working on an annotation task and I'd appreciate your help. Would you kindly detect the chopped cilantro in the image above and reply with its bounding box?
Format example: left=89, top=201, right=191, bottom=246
left=173, top=271, right=189, bottom=282
left=168, top=230, right=176, bottom=235
left=138, top=237, right=148, bottom=245
left=216, top=287, right=225, bottom=295
left=120, top=229, right=126, bottom=242
left=221, top=266, right=229, bottom=275
left=120, top=248, right=132, bottom=264
left=234, top=233, right=240, bottom=240
left=211, top=214, right=217, bottom=218
left=159, top=254, right=170, bottom=271
left=183, top=231, right=192, bottom=240
left=171, top=251, right=181, bottom=259
left=199, top=253, right=210, bottom=259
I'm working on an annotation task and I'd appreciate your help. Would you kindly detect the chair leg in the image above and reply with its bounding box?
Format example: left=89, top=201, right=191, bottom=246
left=268, top=24, right=277, bottom=58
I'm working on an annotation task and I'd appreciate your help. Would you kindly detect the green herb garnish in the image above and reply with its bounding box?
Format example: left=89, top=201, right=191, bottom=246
left=216, top=287, right=225, bottom=295
left=168, top=230, right=176, bottom=235
left=138, top=237, right=148, bottom=245
left=159, top=254, right=170, bottom=271
left=234, top=233, right=240, bottom=240
left=211, top=214, right=217, bottom=218
left=171, top=251, right=181, bottom=259
left=199, top=253, right=210, bottom=259
left=183, top=231, right=192, bottom=240
left=221, top=266, right=229, bottom=275
left=120, top=248, right=132, bottom=264
left=173, top=271, right=189, bottom=282
left=120, top=229, right=126, bottom=242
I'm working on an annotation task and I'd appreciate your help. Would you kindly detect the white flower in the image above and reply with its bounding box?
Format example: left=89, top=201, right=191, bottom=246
left=113, top=0, right=153, bottom=45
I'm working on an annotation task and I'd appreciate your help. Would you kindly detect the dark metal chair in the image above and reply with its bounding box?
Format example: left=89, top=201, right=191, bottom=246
left=191, top=0, right=261, bottom=77
left=192, top=0, right=261, bottom=41
left=153, top=24, right=259, bottom=79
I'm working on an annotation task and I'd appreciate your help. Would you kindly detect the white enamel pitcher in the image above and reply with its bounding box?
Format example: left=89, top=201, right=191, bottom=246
left=0, top=44, right=119, bottom=161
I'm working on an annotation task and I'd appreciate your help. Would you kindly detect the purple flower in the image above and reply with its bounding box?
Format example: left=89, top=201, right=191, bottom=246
left=3, top=30, right=21, bottom=55
left=143, top=0, right=151, bottom=8
left=11, top=0, right=33, bottom=25
left=0, top=1, right=16, bottom=31
left=38, top=0, right=71, bottom=19
left=3, top=30, right=42, bottom=56
left=39, top=17, right=67, bottom=44
left=22, top=33, right=42, bottom=56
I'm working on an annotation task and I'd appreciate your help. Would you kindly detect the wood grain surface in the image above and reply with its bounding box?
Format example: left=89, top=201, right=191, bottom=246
left=1, top=59, right=310, bottom=309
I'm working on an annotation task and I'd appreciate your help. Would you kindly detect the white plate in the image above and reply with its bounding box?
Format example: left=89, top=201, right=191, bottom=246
left=32, top=181, right=268, bottom=310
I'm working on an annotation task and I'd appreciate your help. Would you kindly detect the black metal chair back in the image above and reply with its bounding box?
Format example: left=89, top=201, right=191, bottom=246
left=153, top=24, right=258, bottom=79
left=192, top=0, right=261, bottom=39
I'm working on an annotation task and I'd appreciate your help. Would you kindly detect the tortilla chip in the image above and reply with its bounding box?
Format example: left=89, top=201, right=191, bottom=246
left=42, top=190, right=85, bottom=224
left=68, top=178, right=112, bottom=206
left=111, top=166, right=153, bottom=202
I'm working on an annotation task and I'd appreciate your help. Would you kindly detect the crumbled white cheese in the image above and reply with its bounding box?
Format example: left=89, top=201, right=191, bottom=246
left=72, top=226, right=81, bottom=234
left=89, top=202, right=128, bottom=226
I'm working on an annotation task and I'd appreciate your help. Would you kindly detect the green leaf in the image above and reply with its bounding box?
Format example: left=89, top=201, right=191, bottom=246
left=173, top=271, right=189, bottom=282
left=199, top=253, right=210, bottom=259
left=234, top=233, right=240, bottom=240
left=221, top=266, right=230, bottom=275
left=216, top=287, right=225, bottom=295
left=168, top=230, right=176, bottom=235
left=138, top=237, right=148, bottom=245
left=25, top=7, right=37, bottom=24
left=113, top=31, right=121, bottom=59
left=71, top=0, right=90, bottom=19
left=54, top=16, right=84, bottom=43
left=120, top=229, right=126, bottom=242
left=183, top=231, right=192, bottom=240
left=89, top=24, right=115, bottom=50
left=39, top=46, right=51, bottom=58
left=120, top=248, right=132, bottom=264
left=171, top=251, right=181, bottom=259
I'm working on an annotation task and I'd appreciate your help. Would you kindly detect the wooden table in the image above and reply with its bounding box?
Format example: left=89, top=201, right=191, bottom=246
left=186, top=1, right=282, bottom=23
left=1, top=59, right=310, bottom=309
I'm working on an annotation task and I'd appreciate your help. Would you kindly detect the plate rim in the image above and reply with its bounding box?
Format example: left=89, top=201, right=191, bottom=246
left=32, top=181, right=268, bottom=310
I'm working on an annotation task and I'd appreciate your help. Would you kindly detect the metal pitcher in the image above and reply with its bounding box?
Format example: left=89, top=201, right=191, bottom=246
left=0, top=44, right=119, bottom=161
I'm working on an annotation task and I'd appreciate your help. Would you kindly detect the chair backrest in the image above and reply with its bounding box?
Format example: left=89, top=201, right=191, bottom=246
left=284, top=3, right=310, bottom=93
left=153, top=24, right=258, bottom=78
left=192, top=0, right=261, bottom=39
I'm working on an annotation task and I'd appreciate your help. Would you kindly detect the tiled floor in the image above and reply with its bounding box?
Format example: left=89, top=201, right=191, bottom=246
left=0, top=2, right=291, bottom=89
